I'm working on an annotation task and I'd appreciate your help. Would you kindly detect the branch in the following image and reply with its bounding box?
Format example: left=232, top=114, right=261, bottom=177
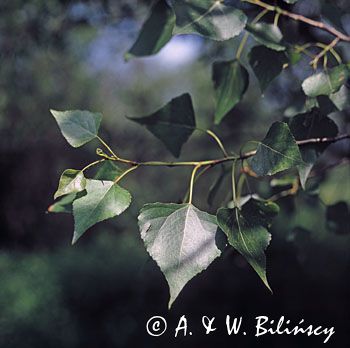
left=242, top=0, right=350, bottom=42
left=97, top=134, right=350, bottom=168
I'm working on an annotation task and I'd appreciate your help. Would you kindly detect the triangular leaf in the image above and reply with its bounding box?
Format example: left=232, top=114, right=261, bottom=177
left=302, top=64, right=350, bottom=98
left=169, top=0, right=247, bottom=41
left=54, top=169, right=86, bottom=199
left=217, top=199, right=279, bottom=291
left=249, top=121, right=303, bottom=176
left=246, top=23, right=286, bottom=51
left=213, top=60, right=249, bottom=124
left=50, top=109, right=102, bottom=148
left=72, top=180, right=131, bottom=244
left=128, top=93, right=195, bottom=157
left=249, top=46, right=288, bottom=92
left=138, top=203, right=224, bottom=308
left=94, top=161, right=124, bottom=181
left=289, top=108, right=338, bottom=188
left=125, top=0, right=175, bottom=60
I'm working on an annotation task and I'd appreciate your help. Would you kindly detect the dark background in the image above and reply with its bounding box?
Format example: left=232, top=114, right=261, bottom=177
left=0, top=0, right=349, bottom=347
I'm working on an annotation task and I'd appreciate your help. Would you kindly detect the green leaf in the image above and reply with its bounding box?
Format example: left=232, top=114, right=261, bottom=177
left=246, top=23, right=286, bottom=51
left=249, top=46, right=288, bottom=92
left=283, top=0, right=298, bottom=3
left=125, top=0, right=175, bottom=60
left=329, top=85, right=350, bottom=111
left=54, top=169, right=86, bottom=199
left=128, top=93, right=195, bottom=157
left=249, top=121, right=303, bottom=176
left=326, top=202, right=350, bottom=235
left=94, top=161, right=124, bottom=181
left=217, top=199, right=279, bottom=290
left=289, top=108, right=338, bottom=188
left=212, top=60, right=249, bottom=124
left=169, top=0, right=247, bottom=41
left=72, top=180, right=131, bottom=244
left=50, top=109, right=102, bottom=148
left=302, top=64, right=350, bottom=98
left=138, top=203, right=224, bottom=308
left=48, top=193, right=77, bottom=214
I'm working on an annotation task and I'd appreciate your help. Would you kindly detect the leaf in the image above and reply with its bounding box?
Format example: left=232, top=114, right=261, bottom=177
left=48, top=193, right=77, bottom=214
left=283, top=0, right=298, bottom=3
left=249, top=121, right=303, bottom=176
left=138, top=203, right=224, bottom=308
left=72, top=180, right=131, bottom=244
left=54, top=169, right=86, bottom=199
left=289, top=108, right=338, bottom=188
left=169, top=0, right=247, bottom=41
left=329, top=85, right=350, bottom=111
left=249, top=46, right=288, bottom=92
left=302, top=64, right=350, bottom=98
left=326, top=202, right=350, bottom=235
left=94, top=161, right=124, bottom=181
left=212, top=60, right=249, bottom=124
left=246, top=23, right=286, bottom=51
left=128, top=93, right=195, bottom=157
left=50, top=109, right=102, bottom=148
left=217, top=199, right=279, bottom=290
left=125, top=0, right=175, bottom=60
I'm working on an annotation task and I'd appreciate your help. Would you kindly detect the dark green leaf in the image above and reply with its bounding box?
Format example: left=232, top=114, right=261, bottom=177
left=94, top=161, right=124, bottom=181
left=289, top=108, right=338, bottom=188
left=213, top=60, right=249, bottom=124
left=326, top=202, right=350, bottom=235
left=54, top=169, right=86, bottom=199
left=246, top=23, right=286, bottom=51
left=128, top=93, right=195, bottom=157
left=250, top=121, right=303, bottom=176
left=125, top=0, right=175, bottom=60
left=50, top=109, right=102, bottom=148
left=72, top=180, right=131, bottom=244
left=249, top=46, right=288, bottom=92
left=138, top=203, right=224, bottom=308
left=169, top=0, right=247, bottom=41
left=302, top=64, right=350, bottom=97
left=217, top=199, right=279, bottom=290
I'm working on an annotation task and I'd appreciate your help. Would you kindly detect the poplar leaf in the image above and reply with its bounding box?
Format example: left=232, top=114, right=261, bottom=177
left=128, top=93, right=195, bottom=157
left=246, top=23, right=286, bottom=51
left=169, top=0, right=247, bottom=41
left=125, top=0, right=175, bottom=60
left=50, top=110, right=102, bottom=148
left=302, top=64, right=350, bottom=98
left=138, top=203, right=224, bottom=308
left=72, top=180, right=131, bottom=244
left=217, top=199, right=279, bottom=291
left=250, top=122, right=303, bottom=176
left=213, top=60, right=249, bottom=124
left=54, top=169, right=86, bottom=199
